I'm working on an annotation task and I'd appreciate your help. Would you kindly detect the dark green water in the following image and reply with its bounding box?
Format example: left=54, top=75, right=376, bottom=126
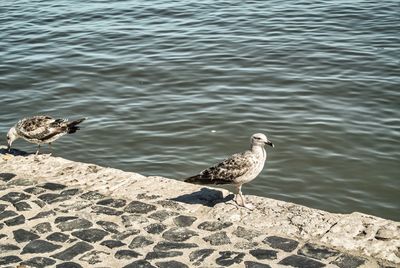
left=1, top=0, right=399, bottom=220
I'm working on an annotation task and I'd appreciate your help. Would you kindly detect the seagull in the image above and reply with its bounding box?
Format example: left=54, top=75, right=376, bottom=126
left=184, top=133, right=274, bottom=209
left=6, top=115, right=87, bottom=155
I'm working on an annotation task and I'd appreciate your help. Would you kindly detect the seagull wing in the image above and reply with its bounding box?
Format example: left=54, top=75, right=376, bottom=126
left=17, top=116, right=68, bottom=141
left=185, top=151, right=255, bottom=185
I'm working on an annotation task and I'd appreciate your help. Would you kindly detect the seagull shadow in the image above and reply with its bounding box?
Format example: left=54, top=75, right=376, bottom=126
left=0, top=147, right=30, bottom=156
left=171, top=187, right=234, bottom=207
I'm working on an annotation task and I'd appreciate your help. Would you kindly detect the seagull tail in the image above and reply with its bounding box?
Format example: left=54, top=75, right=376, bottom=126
left=184, top=175, right=213, bottom=185
left=67, top=117, right=87, bottom=134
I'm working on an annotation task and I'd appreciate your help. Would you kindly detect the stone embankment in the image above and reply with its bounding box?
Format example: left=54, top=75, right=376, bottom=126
left=0, top=149, right=399, bottom=267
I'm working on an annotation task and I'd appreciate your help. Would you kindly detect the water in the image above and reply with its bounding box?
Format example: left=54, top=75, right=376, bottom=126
left=1, top=0, right=399, bottom=221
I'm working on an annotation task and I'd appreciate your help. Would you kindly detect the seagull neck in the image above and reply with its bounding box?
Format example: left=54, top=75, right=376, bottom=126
left=251, top=145, right=266, bottom=157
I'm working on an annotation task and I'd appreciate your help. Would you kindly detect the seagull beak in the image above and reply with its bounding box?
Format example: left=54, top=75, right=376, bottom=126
left=265, top=140, right=274, bottom=148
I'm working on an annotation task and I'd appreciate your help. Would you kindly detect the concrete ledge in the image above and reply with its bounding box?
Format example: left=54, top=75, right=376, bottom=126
left=0, top=150, right=398, bottom=267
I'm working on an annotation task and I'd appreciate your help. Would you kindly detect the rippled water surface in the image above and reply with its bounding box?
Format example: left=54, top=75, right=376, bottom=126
left=1, top=0, right=399, bottom=220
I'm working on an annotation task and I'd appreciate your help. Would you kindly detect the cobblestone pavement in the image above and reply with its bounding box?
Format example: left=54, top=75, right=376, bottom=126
left=0, top=179, right=391, bottom=268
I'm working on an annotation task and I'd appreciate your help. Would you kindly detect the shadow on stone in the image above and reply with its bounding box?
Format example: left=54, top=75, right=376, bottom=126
left=171, top=188, right=232, bottom=207
left=0, top=148, right=29, bottom=156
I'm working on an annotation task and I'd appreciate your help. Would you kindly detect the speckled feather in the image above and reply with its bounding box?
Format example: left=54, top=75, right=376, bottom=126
left=15, top=116, right=85, bottom=143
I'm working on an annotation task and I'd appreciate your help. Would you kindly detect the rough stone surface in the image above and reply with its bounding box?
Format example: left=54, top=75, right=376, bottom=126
left=125, top=200, right=157, bottom=214
left=203, top=231, right=231, bottom=245
left=71, top=228, right=109, bottom=243
left=249, top=248, right=278, bottom=260
left=173, top=215, right=197, bottom=227
left=278, top=254, right=326, bottom=268
left=263, top=236, right=299, bottom=252
left=0, top=153, right=398, bottom=267
left=197, top=221, right=233, bottom=231
left=215, top=251, right=245, bottom=266
left=115, top=249, right=142, bottom=259
left=22, top=239, right=62, bottom=254
left=162, top=227, right=198, bottom=242
left=13, top=229, right=40, bottom=243
left=129, top=235, right=154, bottom=249
left=51, top=242, right=94, bottom=261
left=21, top=256, right=57, bottom=267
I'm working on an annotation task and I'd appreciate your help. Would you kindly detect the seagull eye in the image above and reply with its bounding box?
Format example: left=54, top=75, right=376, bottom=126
left=254, top=137, right=261, bottom=140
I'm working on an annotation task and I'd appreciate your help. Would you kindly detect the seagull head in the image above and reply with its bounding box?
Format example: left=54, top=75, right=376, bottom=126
left=6, top=127, right=18, bottom=151
left=251, top=133, right=274, bottom=148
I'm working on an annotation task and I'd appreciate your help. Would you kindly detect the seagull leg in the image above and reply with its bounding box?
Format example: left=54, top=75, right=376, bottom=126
left=237, top=185, right=255, bottom=210
left=35, top=145, right=41, bottom=155
left=48, top=143, right=53, bottom=156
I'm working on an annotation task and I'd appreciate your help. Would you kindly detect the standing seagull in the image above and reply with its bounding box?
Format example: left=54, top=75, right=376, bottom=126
left=6, top=115, right=87, bottom=155
left=184, top=133, right=274, bottom=209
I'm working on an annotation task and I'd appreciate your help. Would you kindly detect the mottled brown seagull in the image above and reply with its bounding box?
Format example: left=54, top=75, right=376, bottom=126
left=184, top=133, right=274, bottom=209
left=7, top=115, right=87, bottom=155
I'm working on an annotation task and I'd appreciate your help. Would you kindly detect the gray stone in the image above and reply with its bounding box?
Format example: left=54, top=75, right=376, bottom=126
left=22, top=239, right=62, bottom=254
left=263, top=236, right=299, bottom=252
left=0, top=172, right=16, bottom=182
left=46, top=232, right=70, bottom=243
left=56, top=262, right=83, bottom=268
left=4, top=215, right=25, bottom=226
left=124, top=260, right=156, bottom=268
left=298, top=243, right=340, bottom=260
left=13, top=229, right=40, bottom=243
left=122, top=214, right=149, bottom=227
left=97, top=198, right=126, bottom=208
left=7, top=178, right=33, bottom=186
left=32, top=199, right=46, bottom=207
left=203, top=231, right=231, bottom=245
left=215, top=251, right=245, bottom=266
left=0, top=191, right=31, bottom=203
left=129, top=235, right=154, bottom=249
left=233, top=226, right=262, bottom=240
left=57, top=200, right=92, bottom=212
left=137, top=193, right=161, bottom=200
left=155, top=260, right=189, bottom=268
left=234, top=241, right=259, bottom=250
left=71, top=228, right=109, bottom=243
left=0, top=243, right=20, bottom=253
left=145, top=223, right=168, bottom=234
left=24, top=187, right=47, bottom=195
left=112, top=229, right=141, bottom=241
left=97, top=220, right=121, bottom=233
left=33, top=222, right=52, bottom=234
left=29, top=210, right=56, bottom=220
left=331, top=254, right=366, bottom=268
left=60, top=188, right=81, bottom=196
left=149, top=210, right=179, bottom=222
left=154, top=241, right=198, bottom=251
left=125, top=201, right=157, bottom=214
left=91, top=205, right=123, bottom=216
left=278, top=255, right=326, bottom=268
left=14, top=201, right=32, bottom=211
left=21, top=257, right=56, bottom=267
left=57, top=218, right=93, bottom=231
left=55, top=216, right=79, bottom=223
left=80, top=191, right=106, bottom=200
left=38, top=192, right=70, bottom=204
left=100, top=240, right=126, bottom=249
left=0, top=255, right=22, bottom=266
left=51, top=241, right=94, bottom=261
left=145, top=251, right=183, bottom=260
left=115, top=249, right=142, bottom=259
left=79, top=250, right=110, bottom=264
left=162, top=227, right=198, bottom=242
left=39, top=182, right=67, bottom=191
left=173, top=215, right=197, bottom=227
left=0, top=204, right=7, bottom=212
left=249, top=249, right=278, bottom=260
left=0, top=210, right=18, bottom=220
left=244, top=261, right=272, bottom=268
left=197, top=221, right=233, bottom=231
left=189, top=248, right=215, bottom=266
